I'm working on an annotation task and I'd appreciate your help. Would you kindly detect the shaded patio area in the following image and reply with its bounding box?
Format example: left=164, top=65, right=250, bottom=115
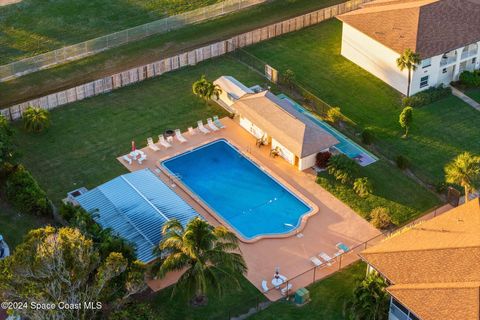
left=117, top=117, right=382, bottom=301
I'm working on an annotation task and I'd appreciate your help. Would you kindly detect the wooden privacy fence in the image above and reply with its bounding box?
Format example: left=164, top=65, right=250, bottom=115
left=1, top=0, right=372, bottom=121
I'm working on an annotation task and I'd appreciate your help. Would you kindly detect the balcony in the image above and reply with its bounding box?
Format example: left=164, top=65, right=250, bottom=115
left=460, top=44, right=478, bottom=60
left=440, top=55, right=457, bottom=66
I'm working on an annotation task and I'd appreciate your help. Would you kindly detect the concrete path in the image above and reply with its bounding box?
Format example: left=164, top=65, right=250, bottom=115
left=451, top=86, right=480, bottom=111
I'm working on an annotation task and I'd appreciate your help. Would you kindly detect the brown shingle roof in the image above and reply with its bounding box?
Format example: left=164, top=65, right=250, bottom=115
left=337, top=0, right=480, bottom=58
left=232, top=91, right=338, bottom=158
left=360, top=199, right=480, bottom=320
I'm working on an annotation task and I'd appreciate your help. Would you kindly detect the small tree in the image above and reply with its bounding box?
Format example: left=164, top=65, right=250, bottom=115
left=327, top=154, right=358, bottom=184
left=445, top=152, right=480, bottom=203
left=353, top=177, right=373, bottom=198
left=369, top=207, right=392, bottom=229
left=192, top=75, right=222, bottom=105
left=326, top=107, right=343, bottom=124
left=396, top=48, right=421, bottom=97
left=22, top=106, right=50, bottom=133
left=399, top=106, right=413, bottom=138
left=282, top=69, right=296, bottom=89
left=345, top=272, right=389, bottom=320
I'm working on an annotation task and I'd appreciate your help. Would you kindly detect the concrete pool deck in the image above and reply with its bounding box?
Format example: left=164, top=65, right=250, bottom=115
left=117, top=117, right=382, bottom=301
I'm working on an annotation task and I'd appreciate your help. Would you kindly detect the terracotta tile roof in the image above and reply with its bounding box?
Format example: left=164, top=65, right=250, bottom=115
left=232, top=91, right=339, bottom=157
left=337, top=0, right=480, bottom=58
left=360, top=199, right=480, bottom=320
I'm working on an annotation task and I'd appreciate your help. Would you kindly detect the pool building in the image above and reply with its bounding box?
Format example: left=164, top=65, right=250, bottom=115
left=214, top=76, right=377, bottom=169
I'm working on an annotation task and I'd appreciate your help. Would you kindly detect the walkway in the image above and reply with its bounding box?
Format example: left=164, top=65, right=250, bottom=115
left=451, top=86, right=480, bottom=111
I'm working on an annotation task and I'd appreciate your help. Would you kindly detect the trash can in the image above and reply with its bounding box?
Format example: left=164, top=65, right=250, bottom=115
left=294, top=288, right=310, bottom=305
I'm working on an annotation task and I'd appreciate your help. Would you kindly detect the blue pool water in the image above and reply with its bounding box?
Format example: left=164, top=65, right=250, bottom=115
left=277, top=94, right=378, bottom=166
left=162, top=140, right=312, bottom=240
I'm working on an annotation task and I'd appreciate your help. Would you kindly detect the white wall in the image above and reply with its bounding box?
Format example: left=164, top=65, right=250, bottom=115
left=299, top=153, right=317, bottom=171
left=272, top=139, right=295, bottom=165
left=239, top=116, right=266, bottom=139
left=341, top=23, right=409, bottom=95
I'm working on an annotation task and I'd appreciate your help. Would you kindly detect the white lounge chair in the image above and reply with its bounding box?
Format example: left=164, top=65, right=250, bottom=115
left=137, top=154, right=147, bottom=164
left=261, top=280, right=269, bottom=293
left=158, top=135, right=172, bottom=148
left=310, top=256, right=322, bottom=267
left=197, top=120, right=210, bottom=134
left=188, top=127, right=196, bottom=135
left=319, top=252, right=334, bottom=266
left=281, top=283, right=293, bottom=296
left=279, top=274, right=288, bottom=282
left=207, top=118, right=219, bottom=131
left=147, top=137, right=160, bottom=151
left=122, top=155, right=132, bottom=165
left=213, top=115, right=226, bottom=128
left=175, top=129, right=187, bottom=143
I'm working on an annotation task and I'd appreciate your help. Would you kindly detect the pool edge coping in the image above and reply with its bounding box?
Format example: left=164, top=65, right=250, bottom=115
left=156, top=138, right=320, bottom=244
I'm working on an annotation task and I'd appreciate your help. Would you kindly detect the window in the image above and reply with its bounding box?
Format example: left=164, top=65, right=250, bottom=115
left=442, top=68, right=447, bottom=74
left=421, top=58, right=431, bottom=68
left=473, top=57, right=477, bottom=64
left=420, top=76, right=429, bottom=88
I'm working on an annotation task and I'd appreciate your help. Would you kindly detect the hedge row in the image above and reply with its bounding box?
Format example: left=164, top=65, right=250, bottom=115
left=402, top=85, right=452, bottom=108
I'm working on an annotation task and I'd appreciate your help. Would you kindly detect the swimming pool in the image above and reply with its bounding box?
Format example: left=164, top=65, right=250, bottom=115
left=277, top=94, right=378, bottom=166
left=162, top=140, right=312, bottom=240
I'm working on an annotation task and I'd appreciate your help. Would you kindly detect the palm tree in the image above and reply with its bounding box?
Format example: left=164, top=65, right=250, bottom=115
left=192, top=75, right=222, bottom=105
left=156, top=218, right=247, bottom=305
left=22, top=106, right=50, bottom=132
left=345, top=272, right=389, bottom=320
left=396, top=49, right=421, bottom=97
left=445, top=152, right=480, bottom=203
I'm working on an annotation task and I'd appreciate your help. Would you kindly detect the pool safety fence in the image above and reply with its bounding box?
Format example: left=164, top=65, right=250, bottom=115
left=1, top=0, right=372, bottom=120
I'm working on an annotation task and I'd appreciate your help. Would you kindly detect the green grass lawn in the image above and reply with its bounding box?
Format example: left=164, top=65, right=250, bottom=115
left=465, top=88, right=480, bottom=103
left=0, top=0, right=343, bottom=108
left=250, top=262, right=366, bottom=320
left=13, top=56, right=265, bottom=203
left=245, top=19, right=480, bottom=186
left=0, top=0, right=222, bottom=64
left=0, top=199, right=51, bottom=249
left=147, top=276, right=266, bottom=320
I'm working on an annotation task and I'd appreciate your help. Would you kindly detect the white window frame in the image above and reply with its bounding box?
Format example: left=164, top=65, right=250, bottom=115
left=420, top=76, right=429, bottom=88
left=421, top=58, right=431, bottom=68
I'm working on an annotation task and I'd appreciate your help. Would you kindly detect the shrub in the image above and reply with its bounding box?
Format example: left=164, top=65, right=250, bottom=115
left=459, top=70, right=480, bottom=87
left=109, top=303, right=156, bottom=320
left=327, top=154, right=358, bottom=184
left=401, top=85, right=451, bottom=108
left=353, top=177, right=373, bottom=198
left=316, top=151, right=332, bottom=168
left=326, top=107, right=343, bottom=124
left=361, top=128, right=374, bottom=145
left=369, top=207, right=392, bottom=229
left=22, top=106, right=50, bottom=133
left=5, top=165, right=51, bottom=216
left=282, top=69, right=296, bottom=88
left=395, top=155, right=410, bottom=170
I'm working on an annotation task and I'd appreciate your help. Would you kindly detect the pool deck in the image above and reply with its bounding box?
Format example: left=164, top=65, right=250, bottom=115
left=117, top=117, right=382, bottom=301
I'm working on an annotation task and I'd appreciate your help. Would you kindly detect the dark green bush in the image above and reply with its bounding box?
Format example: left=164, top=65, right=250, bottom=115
left=395, top=155, right=410, bottom=170
left=327, top=154, right=358, bottom=184
left=459, top=70, right=480, bottom=87
left=361, top=128, right=374, bottom=145
left=402, top=85, right=451, bottom=108
left=5, top=165, right=51, bottom=216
